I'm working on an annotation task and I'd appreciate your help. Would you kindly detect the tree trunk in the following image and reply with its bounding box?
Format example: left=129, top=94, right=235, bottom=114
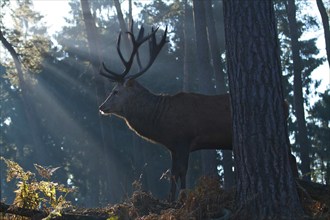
left=80, top=0, right=119, bottom=205
left=316, top=0, right=330, bottom=68
left=113, top=0, right=130, bottom=57
left=183, top=0, right=194, bottom=93
left=183, top=0, right=203, bottom=189
left=204, top=0, right=226, bottom=94
left=192, top=0, right=218, bottom=178
left=113, top=0, right=150, bottom=195
left=327, top=160, right=330, bottom=185
left=223, top=0, right=304, bottom=218
left=0, top=29, right=47, bottom=165
left=128, top=0, right=133, bottom=22
left=286, top=0, right=311, bottom=181
left=204, top=0, right=235, bottom=189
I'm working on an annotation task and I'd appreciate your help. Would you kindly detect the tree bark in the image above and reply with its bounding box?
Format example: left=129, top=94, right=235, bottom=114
left=286, top=0, right=311, bottom=181
left=223, top=0, right=304, bottom=219
left=192, top=0, right=218, bottom=178
left=316, top=0, right=330, bottom=68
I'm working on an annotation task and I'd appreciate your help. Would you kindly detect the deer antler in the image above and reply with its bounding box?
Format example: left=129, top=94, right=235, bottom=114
left=100, top=21, right=168, bottom=82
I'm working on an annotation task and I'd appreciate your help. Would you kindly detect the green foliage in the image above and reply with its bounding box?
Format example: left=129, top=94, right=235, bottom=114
left=0, top=157, right=75, bottom=218
left=275, top=0, right=327, bottom=183
left=107, top=216, right=119, bottom=220
left=0, top=0, right=51, bottom=87
left=308, top=89, right=330, bottom=184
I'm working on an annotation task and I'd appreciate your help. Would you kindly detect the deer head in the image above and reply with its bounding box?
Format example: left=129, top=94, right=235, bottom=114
left=99, top=22, right=167, bottom=116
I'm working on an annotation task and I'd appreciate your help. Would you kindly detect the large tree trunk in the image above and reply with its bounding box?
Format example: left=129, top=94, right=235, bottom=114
left=223, top=0, right=304, bottom=218
left=192, top=0, right=218, bottom=177
left=316, top=0, right=330, bottom=68
left=286, top=0, right=311, bottom=181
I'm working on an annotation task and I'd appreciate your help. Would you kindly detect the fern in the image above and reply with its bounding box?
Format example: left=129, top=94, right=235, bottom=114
left=1, top=157, right=75, bottom=219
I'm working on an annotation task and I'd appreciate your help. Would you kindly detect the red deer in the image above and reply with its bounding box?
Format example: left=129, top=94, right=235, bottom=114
left=99, top=23, right=231, bottom=201
left=99, top=23, right=295, bottom=201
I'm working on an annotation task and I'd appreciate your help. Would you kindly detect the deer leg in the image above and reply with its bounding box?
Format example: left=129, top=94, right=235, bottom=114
left=169, top=151, right=180, bottom=202
left=169, top=149, right=190, bottom=201
left=178, top=152, right=189, bottom=191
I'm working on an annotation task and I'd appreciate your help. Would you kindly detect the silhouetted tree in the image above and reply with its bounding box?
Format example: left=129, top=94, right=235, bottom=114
left=316, top=0, right=330, bottom=68
left=192, top=0, right=218, bottom=178
left=275, top=0, right=325, bottom=182
left=223, top=0, right=304, bottom=218
left=183, top=0, right=194, bottom=93
left=204, top=0, right=234, bottom=189
left=0, top=1, right=50, bottom=166
left=308, top=89, right=330, bottom=184
left=286, top=0, right=312, bottom=181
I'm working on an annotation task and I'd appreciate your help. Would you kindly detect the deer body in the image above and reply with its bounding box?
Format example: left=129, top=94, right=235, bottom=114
left=101, top=81, right=232, bottom=151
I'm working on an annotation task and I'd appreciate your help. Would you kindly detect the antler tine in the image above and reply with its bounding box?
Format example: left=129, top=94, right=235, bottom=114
left=100, top=62, right=123, bottom=82
left=128, top=26, right=168, bottom=80
left=114, top=32, right=132, bottom=77
left=100, top=21, right=141, bottom=81
left=99, top=21, right=167, bottom=82
left=99, top=32, right=133, bottom=81
left=136, top=25, right=145, bottom=44
left=121, top=24, right=156, bottom=78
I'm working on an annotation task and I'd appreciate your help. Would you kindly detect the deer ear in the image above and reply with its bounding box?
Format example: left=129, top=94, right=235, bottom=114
left=124, top=78, right=135, bottom=87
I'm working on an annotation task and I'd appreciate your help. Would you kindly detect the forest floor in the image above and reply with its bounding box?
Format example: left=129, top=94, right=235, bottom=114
left=1, top=176, right=329, bottom=220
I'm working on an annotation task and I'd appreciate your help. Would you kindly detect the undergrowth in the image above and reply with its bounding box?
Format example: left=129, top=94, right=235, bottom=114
left=0, top=157, right=75, bottom=219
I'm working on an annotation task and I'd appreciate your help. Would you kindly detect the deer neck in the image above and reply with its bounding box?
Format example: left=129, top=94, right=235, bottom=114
left=123, top=91, right=168, bottom=140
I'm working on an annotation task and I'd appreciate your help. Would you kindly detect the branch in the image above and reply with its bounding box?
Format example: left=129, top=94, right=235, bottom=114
left=0, top=202, right=109, bottom=220
left=0, top=29, right=24, bottom=80
left=0, top=202, right=47, bottom=219
left=296, top=179, right=330, bottom=207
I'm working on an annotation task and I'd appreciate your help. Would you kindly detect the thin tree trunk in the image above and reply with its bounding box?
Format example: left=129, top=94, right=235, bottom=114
left=113, top=0, right=149, bottom=194
left=128, top=0, right=133, bottom=23
left=183, top=0, right=194, bottom=93
left=204, top=0, right=226, bottom=94
left=286, top=0, right=311, bottom=181
left=0, top=29, right=47, bottom=165
left=113, top=0, right=130, bottom=57
left=204, top=0, right=234, bottom=189
left=192, top=0, right=214, bottom=94
left=326, top=160, right=330, bottom=185
left=192, top=0, right=218, bottom=177
left=316, top=0, right=330, bottom=68
left=80, top=0, right=117, bottom=205
left=183, top=0, right=203, bottom=189
left=223, top=0, right=304, bottom=218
